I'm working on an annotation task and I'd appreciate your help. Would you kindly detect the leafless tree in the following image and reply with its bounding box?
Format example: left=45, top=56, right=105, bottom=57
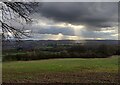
left=0, top=2, right=39, bottom=39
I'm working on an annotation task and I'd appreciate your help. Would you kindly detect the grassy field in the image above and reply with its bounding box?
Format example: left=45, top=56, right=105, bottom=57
left=3, top=56, right=119, bottom=83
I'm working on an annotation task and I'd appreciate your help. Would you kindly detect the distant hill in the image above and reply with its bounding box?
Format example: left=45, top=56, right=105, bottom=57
left=2, top=40, right=119, bottom=50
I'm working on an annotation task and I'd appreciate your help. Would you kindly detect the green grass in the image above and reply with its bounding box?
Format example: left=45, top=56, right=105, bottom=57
left=2, top=56, right=119, bottom=83
left=3, top=56, right=118, bottom=73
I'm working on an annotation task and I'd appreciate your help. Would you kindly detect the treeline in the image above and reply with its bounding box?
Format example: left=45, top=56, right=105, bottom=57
left=3, top=44, right=120, bottom=61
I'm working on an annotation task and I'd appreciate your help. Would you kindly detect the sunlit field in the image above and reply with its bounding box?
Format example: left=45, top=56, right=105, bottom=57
left=3, top=56, right=119, bottom=83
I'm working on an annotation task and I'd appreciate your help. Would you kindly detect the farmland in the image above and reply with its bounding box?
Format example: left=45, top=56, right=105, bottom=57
left=2, top=56, right=119, bottom=83
left=2, top=40, right=119, bottom=83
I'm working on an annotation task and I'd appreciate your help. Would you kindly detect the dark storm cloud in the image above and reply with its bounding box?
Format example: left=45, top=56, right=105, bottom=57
left=38, top=2, right=118, bottom=30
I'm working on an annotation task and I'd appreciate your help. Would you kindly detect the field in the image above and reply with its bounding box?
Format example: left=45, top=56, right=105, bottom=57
left=3, top=56, right=119, bottom=83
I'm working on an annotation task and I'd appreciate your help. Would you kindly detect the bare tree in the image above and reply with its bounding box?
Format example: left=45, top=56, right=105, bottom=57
left=0, top=2, right=39, bottom=39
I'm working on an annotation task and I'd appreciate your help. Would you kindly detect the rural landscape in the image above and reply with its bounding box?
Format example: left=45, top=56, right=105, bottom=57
left=2, top=40, right=120, bottom=84
left=0, top=1, right=119, bottom=84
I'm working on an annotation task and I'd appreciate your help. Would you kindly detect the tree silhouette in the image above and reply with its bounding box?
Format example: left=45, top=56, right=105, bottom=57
left=0, top=2, right=39, bottom=39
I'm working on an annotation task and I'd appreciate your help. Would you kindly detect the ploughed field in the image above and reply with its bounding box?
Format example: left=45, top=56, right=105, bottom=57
left=2, top=56, right=119, bottom=83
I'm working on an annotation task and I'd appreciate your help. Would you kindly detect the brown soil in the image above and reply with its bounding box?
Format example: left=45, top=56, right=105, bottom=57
left=2, top=72, right=119, bottom=84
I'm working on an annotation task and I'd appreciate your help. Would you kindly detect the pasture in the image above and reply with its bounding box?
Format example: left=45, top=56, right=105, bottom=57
left=2, top=56, right=119, bottom=83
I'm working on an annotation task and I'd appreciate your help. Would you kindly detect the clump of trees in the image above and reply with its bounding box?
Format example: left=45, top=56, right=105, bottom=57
left=3, top=44, right=119, bottom=61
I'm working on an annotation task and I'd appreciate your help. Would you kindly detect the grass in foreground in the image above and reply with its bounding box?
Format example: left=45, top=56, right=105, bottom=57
left=3, top=56, right=119, bottom=83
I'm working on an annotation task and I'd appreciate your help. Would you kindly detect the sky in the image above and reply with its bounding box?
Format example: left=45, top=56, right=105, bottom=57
left=1, top=2, right=119, bottom=40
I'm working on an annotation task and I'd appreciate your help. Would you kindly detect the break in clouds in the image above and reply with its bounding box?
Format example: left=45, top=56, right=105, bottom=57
left=27, top=2, right=118, bottom=40
left=3, top=2, right=119, bottom=40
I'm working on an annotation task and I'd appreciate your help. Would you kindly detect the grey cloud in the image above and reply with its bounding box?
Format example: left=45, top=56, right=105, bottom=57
left=37, top=2, right=118, bottom=30
left=24, top=2, right=118, bottom=40
left=80, top=30, right=117, bottom=39
left=29, top=25, right=75, bottom=36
